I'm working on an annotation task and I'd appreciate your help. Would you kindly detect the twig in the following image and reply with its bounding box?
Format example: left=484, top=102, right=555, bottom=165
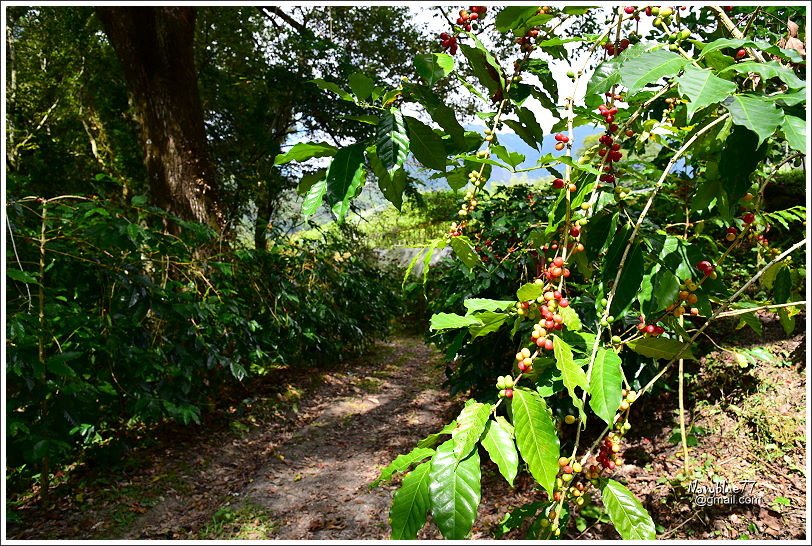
left=716, top=301, right=806, bottom=317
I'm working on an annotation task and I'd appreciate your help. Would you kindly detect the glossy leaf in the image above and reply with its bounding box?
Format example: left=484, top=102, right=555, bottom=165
left=326, top=144, right=366, bottom=221
left=515, top=106, right=544, bottom=146
left=502, top=119, right=539, bottom=151
left=275, top=141, right=337, bottom=165
left=348, top=72, right=374, bottom=101
left=601, top=479, right=657, bottom=540
left=516, top=282, right=543, bottom=302
left=450, top=236, right=482, bottom=270
left=480, top=419, right=518, bottom=486
left=494, top=6, right=538, bottom=32
left=697, top=38, right=804, bottom=63
left=720, top=60, right=806, bottom=89
left=404, top=116, right=447, bottom=171
left=468, top=311, right=508, bottom=339
left=296, top=168, right=328, bottom=196
left=430, top=312, right=482, bottom=331
left=587, top=59, right=621, bottom=97
left=553, top=336, right=588, bottom=414
left=619, top=48, right=688, bottom=93
left=490, top=145, right=524, bottom=169
left=676, top=65, right=738, bottom=122
left=377, top=108, right=410, bottom=176
left=588, top=348, right=623, bottom=425
left=416, top=421, right=458, bottom=449
left=301, top=180, right=327, bottom=218
left=372, top=446, right=435, bottom=488
left=511, top=388, right=560, bottom=494
left=459, top=33, right=505, bottom=95
left=368, top=145, right=408, bottom=210
left=452, top=401, right=492, bottom=460
left=524, top=59, right=559, bottom=104
left=389, top=461, right=432, bottom=539
left=627, top=337, right=695, bottom=361
left=308, top=78, right=354, bottom=101
left=723, top=94, right=783, bottom=146
left=780, top=115, right=805, bottom=153
left=463, top=299, right=516, bottom=313
left=414, top=53, right=455, bottom=87
left=429, top=440, right=481, bottom=540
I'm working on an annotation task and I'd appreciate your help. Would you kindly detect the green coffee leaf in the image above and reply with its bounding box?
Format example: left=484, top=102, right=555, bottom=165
left=377, top=108, right=410, bottom=176
left=463, top=299, right=516, bottom=313
left=389, top=461, right=432, bottom=539
left=481, top=419, right=519, bottom=486
left=275, top=141, right=337, bottom=165
left=588, top=348, right=623, bottom=425
left=627, top=337, right=695, bottom=361
left=450, top=236, right=482, bottom=270
left=372, top=446, right=435, bottom=488
left=404, top=116, right=447, bottom=171
left=601, top=479, right=656, bottom=540
left=723, top=94, right=783, bottom=146
left=308, top=78, right=354, bottom=101
left=452, top=402, right=492, bottom=460
left=516, top=282, right=543, bottom=302
left=619, top=48, right=688, bottom=94
left=429, top=440, right=481, bottom=540
left=325, top=144, right=366, bottom=221
left=468, top=311, right=508, bottom=339
left=553, top=335, right=588, bottom=417
left=676, top=65, right=738, bottom=122
left=511, top=388, right=559, bottom=494
left=430, top=313, right=482, bottom=331
left=780, top=115, right=805, bottom=153
left=348, top=72, right=375, bottom=101
left=414, top=53, right=455, bottom=87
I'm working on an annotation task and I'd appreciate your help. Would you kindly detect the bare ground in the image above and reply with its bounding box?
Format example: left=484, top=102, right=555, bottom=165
left=6, top=317, right=808, bottom=541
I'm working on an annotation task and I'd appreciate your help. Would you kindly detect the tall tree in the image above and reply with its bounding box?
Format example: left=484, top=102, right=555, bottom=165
left=96, top=7, right=224, bottom=231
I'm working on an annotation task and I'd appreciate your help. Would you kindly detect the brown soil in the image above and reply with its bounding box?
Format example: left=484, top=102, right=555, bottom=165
left=6, top=316, right=808, bottom=541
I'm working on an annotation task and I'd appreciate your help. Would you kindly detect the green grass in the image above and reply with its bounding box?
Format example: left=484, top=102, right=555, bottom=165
left=198, top=502, right=276, bottom=540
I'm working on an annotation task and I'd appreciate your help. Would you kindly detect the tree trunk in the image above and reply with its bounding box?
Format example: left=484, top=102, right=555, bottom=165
left=96, top=7, right=224, bottom=232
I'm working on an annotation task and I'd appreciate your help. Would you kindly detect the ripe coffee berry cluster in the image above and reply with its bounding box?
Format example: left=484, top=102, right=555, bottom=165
left=602, top=38, right=631, bottom=57
left=596, top=433, right=622, bottom=470
left=542, top=255, right=571, bottom=281
left=636, top=316, right=665, bottom=336
left=438, top=33, right=458, bottom=55
left=456, top=6, right=487, bottom=30
left=551, top=178, right=577, bottom=193
left=695, top=259, right=716, bottom=279
left=516, top=26, right=541, bottom=53
left=725, top=226, right=738, bottom=242
left=554, top=133, right=570, bottom=151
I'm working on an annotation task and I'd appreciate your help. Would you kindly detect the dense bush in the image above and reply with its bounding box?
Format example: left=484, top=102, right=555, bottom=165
left=5, top=192, right=401, bottom=488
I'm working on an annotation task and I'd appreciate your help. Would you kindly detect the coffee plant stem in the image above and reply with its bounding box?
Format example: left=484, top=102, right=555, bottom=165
left=677, top=315, right=689, bottom=473
left=716, top=301, right=806, bottom=317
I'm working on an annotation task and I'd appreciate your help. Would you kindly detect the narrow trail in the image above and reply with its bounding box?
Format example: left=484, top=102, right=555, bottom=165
left=237, top=336, right=455, bottom=540
left=125, top=333, right=460, bottom=540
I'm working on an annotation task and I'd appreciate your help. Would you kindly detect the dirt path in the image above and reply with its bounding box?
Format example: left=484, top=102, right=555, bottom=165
left=230, top=336, right=458, bottom=540
left=121, top=333, right=459, bottom=540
